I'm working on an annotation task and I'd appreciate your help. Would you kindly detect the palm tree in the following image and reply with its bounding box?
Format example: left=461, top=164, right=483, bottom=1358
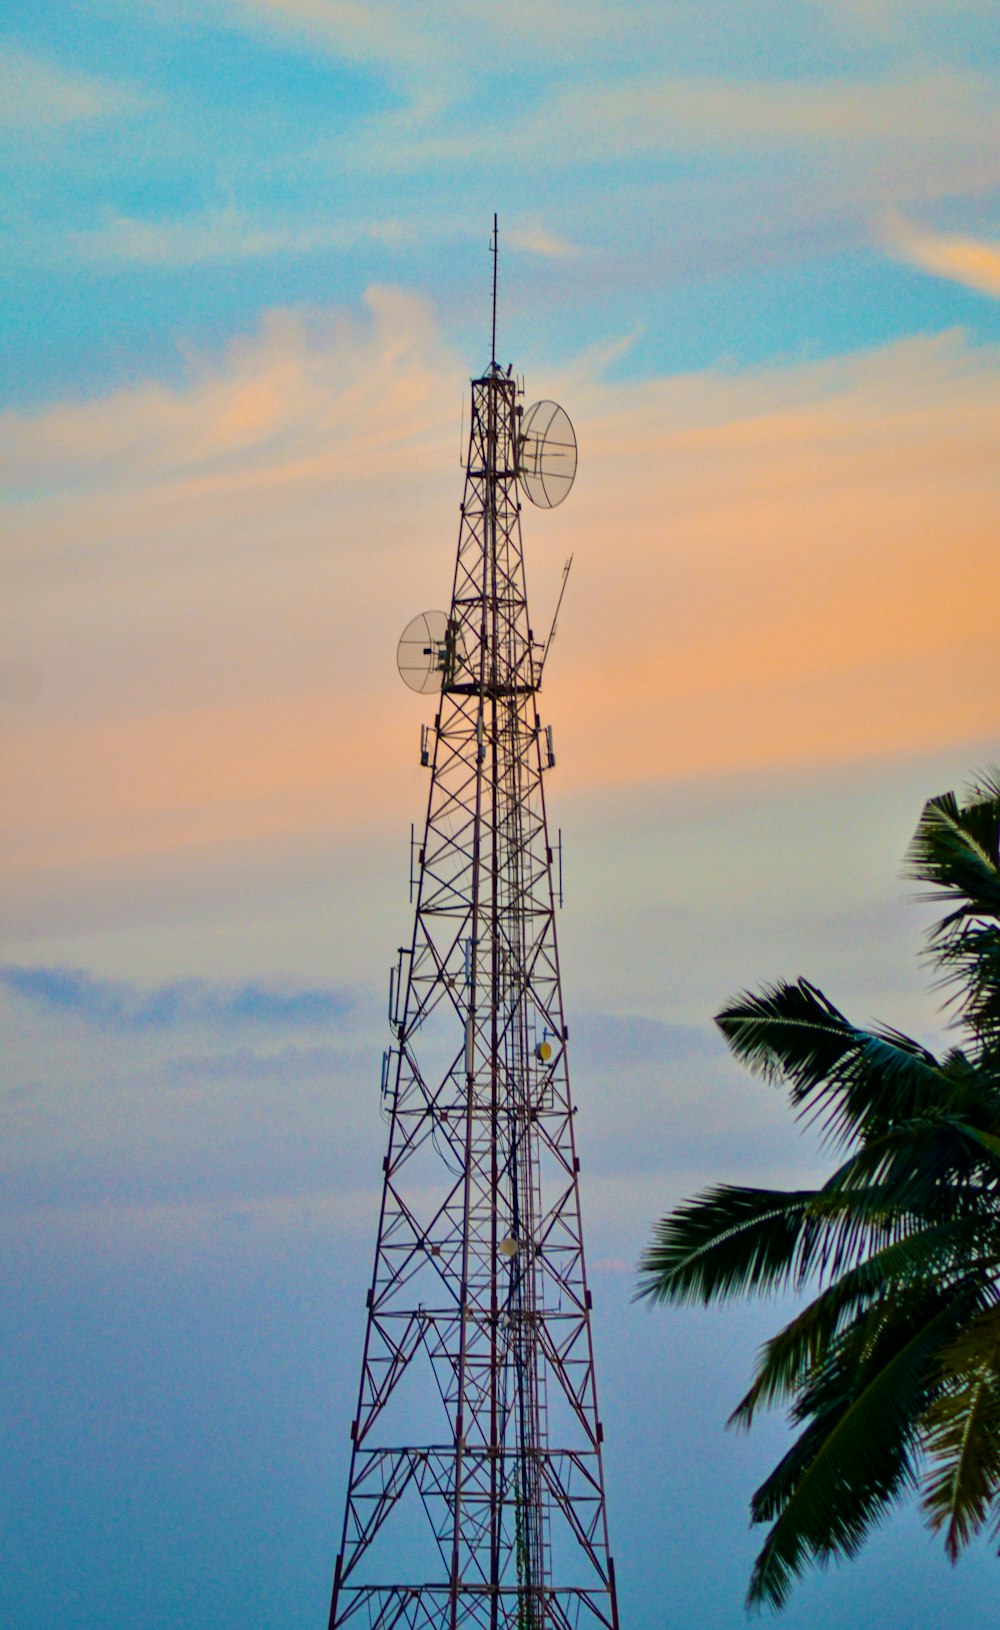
left=638, top=772, right=1000, bottom=1611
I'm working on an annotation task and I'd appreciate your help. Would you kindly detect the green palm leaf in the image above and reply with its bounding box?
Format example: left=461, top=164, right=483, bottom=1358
left=747, top=1290, right=979, bottom=1610
left=716, top=980, right=943, bottom=1147
left=905, top=776, right=1000, bottom=923
left=636, top=1178, right=934, bottom=1309
left=730, top=1222, right=980, bottom=1429
left=905, top=774, right=1000, bottom=1048
left=921, top=1307, right=1000, bottom=1560
left=636, top=1185, right=819, bottom=1306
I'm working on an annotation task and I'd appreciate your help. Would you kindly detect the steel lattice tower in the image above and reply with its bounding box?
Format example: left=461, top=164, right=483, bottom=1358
left=328, top=240, right=619, bottom=1630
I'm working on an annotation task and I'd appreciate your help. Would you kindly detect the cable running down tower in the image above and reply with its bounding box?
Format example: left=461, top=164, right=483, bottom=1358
left=328, top=223, right=620, bottom=1630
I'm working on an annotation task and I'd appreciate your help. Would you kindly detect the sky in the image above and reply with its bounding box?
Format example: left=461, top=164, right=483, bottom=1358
left=3, top=3, right=1000, bottom=1627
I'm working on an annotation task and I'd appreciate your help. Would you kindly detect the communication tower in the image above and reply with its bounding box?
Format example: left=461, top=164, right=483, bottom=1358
left=327, top=221, right=620, bottom=1630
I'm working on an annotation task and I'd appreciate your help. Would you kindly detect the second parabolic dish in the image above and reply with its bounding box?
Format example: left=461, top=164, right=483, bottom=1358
left=518, top=400, right=577, bottom=509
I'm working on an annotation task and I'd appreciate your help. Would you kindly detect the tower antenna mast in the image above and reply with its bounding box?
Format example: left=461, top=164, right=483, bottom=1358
left=327, top=230, right=617, bottom=1630
left=491, top=211, right=498, bottom=368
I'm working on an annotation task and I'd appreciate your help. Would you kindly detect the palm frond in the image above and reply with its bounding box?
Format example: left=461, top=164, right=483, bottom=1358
left=921, top=1306, right=1000, bottom=1561
left=905, top=776, right=1000, bottom=1046
left=905, top=776, right=1000, bottom=918
left=936, top=922, right=1000, bottom=1057
left=716, top=978, right=855, bottom=1085
left=818, top=1117, right=1000, bottom=1224
left=954, top=1122, right=1000, bottom=1174
left=747, top=1290, right=977, bottom=1610
left=730, top=1221, right=978, bottom=1429
left=635, top=1185, right=818, bottom=1306
left=636, top=1150, right=991, bottom=1315
left=715, top=980, right=943, bottom=1147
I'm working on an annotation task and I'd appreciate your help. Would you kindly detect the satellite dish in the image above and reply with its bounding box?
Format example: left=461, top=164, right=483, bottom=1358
left=397, top=610, right=464, bottom=694
left=518, top=400, right=577, bottom=509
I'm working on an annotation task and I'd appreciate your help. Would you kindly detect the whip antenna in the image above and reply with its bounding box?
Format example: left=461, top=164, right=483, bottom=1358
left=539, top=555, right=574, bottom=679
left=491, top=211, right=498, bottom=367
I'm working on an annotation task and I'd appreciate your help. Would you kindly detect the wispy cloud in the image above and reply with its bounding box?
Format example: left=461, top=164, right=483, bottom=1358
left=0, top=288, right=451, bottom=501
left=507, top=222, right=583, bottom=261
left=0, top=965, right=352, bottom=1029
left=345, top=68, right=998, bottom=188
left=0, top=46, right=149, bottom=132
left=195, top=0, right=637, bottom=76
left=528, top=73, right=989, bottom=159
left=572, top=1013, right=719, bottom=1069
left=157, top=0, right=998, bottom=85
left=882, top=213, right=1000, bottom=300
left=159, top=1039, right=369, bottom=1085
left=70, top=207, right=415, bottom=269
left=65, top=207, right=580, bottom=272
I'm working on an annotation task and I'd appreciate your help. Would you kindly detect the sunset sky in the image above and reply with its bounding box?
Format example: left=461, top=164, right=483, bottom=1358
left=4, top=4, right=1000, bottom=1627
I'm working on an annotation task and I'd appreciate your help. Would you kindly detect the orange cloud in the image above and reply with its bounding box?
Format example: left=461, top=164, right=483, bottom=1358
left=2, top=299, right=998, bottom=906
left=3, top=691, right=408, bottom=877
left=1, top=287, right=450, bottom=500
left=550, top=332, right=1000, bottom=786
left=882, top=214, right=1000, bottom=301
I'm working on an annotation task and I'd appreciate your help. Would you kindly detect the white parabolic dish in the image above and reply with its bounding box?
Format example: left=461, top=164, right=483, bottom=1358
left=518, top=400, right=577, bottom=509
